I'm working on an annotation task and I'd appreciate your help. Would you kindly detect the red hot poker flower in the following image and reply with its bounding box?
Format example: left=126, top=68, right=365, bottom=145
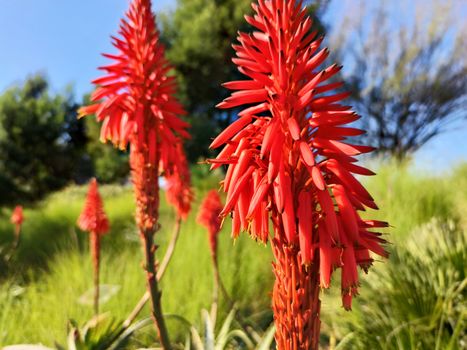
left=197, top=190, right=223, bottom=262
left=77, top=178, right=110, bottom=236
left=10, top=205, right=24, bottom=226
left=78, top=0, right=188, bottom=344
left=78, top=0, right=189, bottom=231
left=10, top=205, right=24, bottom=250
left=210, top=1, right=388, bottom=348
left=165, top=143, right=194, bottom=221
left=77, top=178, right=109, bottom=315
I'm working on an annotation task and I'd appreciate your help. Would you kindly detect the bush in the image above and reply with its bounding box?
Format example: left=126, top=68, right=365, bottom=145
left=342, top=219, right=466, bottom=349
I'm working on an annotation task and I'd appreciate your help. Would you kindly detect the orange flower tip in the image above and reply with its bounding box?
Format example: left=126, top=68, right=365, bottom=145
left=216, top=101, right=229, bottom=109
left=77, top=109, right=88, bottom=119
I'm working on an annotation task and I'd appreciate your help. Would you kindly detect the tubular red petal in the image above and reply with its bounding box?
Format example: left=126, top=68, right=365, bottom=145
left=317, top=189, right=339, bottom=244
left=261, top=120, right=279, bottom=158
left=299, top=141, right=315, bottom=167
left=222, top=166, right=255, bottom=216
left=217, top=89, right=268, bottom=109
left=247, top=177, right=269, bottom=219
left=333, top=185, right=360, bottom=242
left=305, top=47, right=329, bottom=71
left=287, top=118, right=301, bottom=141
left=238, top=102, right=269, bottom=117
left=298, top=191, right=313, bottom=264
left=311, top=166, right=325, bottom=191
left=210, top=116, right=253, bottom=149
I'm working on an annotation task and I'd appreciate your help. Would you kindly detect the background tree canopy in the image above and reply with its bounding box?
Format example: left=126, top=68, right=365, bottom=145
left=0, top=0, right=465, bottom=204
left=0, top=75, right=88, bottom=204
left=328, top=0, right=467, bottom=160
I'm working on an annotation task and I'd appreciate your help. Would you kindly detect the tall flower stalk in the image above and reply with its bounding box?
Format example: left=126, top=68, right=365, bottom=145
left=197, top=190, right=223, bottom=265
left=121, top=144, right=193, bottom=332
left=209, top=1, right=388, bottom=348
left=77, top=178, right=109, bottom=315
left=79, top=0, right=189, bottom=347
left=197, top=190, right=224, bottom=319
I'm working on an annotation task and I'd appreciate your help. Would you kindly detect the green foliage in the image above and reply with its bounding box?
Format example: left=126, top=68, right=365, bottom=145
left=181, top=308, right=275, bottom=350
left=340, top=219, right=467, bottom=350
left=0, top=180, right=272, bottom=346
left=363, top=160, right=459, bottom=237
left=0, top=74, right=88, bottom=204
left=0, top=162, right=466, bottom=347
left=59, top=314, right=150, bottom=350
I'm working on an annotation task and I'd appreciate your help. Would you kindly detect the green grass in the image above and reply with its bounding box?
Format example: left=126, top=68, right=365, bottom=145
left=362, top=160, right=464, bottom=237
left=0, top=173, right=273, bottom=346
left=0, top=162, right=466, bottom=346
left=332, top=218, right=466, bottom=350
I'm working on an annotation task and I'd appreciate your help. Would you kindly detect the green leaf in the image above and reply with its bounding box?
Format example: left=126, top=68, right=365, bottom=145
left=255, top=326, right=275, bottom=350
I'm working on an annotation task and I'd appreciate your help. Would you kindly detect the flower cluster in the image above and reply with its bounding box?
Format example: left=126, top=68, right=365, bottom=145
left=165, top=143, right=193, bottom=220
left=197, top=190, right=223, bottom=261
left=78, top=0, right=189, bottom=232
left=78, top=0, right=189, bottom=158
left=79, top=0, right=189, bottom=343
left=10, top=205, right=24, bottom=235
left=77, top=178, right=109, bottom=236
left=210, top=0, right=388, bottom=311
left=77, top=178, right=109, bottom=315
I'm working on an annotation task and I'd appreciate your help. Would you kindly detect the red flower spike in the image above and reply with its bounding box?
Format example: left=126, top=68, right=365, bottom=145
left=77, top=178, right=109, bottom=274
left=11, top=205, right=24, bottom=227
left=77, top=178, right=109, bottom=236
left=165, top=144, right=194, bottom=221
left=80, top=0, right=187, bottom=342
left=10, top=205, right=24, bottom=239
left=197, top=190, right=224, bottom=262
left=209, top=1, right=388, bottom=348
left=77, top=178, right=109, bottom=315
left=79, top=0, right=189, bottom=231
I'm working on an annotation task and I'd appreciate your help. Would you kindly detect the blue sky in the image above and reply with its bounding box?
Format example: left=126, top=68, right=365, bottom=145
left=0, top=0, right=465, bottom=171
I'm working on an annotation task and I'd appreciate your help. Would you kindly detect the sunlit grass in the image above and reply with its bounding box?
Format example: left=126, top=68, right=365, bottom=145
left=0, top=162, right=465, bottom=346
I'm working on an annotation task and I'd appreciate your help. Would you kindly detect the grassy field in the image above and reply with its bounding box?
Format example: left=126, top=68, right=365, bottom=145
left=0, top=162, right=465, bottom=347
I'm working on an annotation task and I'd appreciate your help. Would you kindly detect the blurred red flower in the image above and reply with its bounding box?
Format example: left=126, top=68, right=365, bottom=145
left=197, top=190, right=223, bottom=261
left=165, top=144, right=193, bottom=221
left=77, top=178, right=109, bottom=236
left=78, top=0, right=188, bottom=342
left=10, top=205, right=24, bottom=227
left=78, top=0, right=189, bottom=231
left=210, top=0, right=388, bottom=348
left=77, top=178, right=109, bottom=314
left=10, top=205, right=24, bottom=239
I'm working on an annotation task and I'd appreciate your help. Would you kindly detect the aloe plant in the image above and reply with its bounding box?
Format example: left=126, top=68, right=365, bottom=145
left=169, top=308, right=275, bottom=350
left=341, top=219, right=466, bottom=349
left=56, top=314, right=151, bottom=350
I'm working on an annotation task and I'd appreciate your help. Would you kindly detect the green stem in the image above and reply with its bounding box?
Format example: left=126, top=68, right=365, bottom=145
left=141, top=229, right=171, bottom=349
left=122, top=217, right=182, bottom=329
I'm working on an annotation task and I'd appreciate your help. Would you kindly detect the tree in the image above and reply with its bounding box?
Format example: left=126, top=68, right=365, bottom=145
left=0, top=75, right=88, bottom=203
left=327, top=0, right=467, bottom=160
